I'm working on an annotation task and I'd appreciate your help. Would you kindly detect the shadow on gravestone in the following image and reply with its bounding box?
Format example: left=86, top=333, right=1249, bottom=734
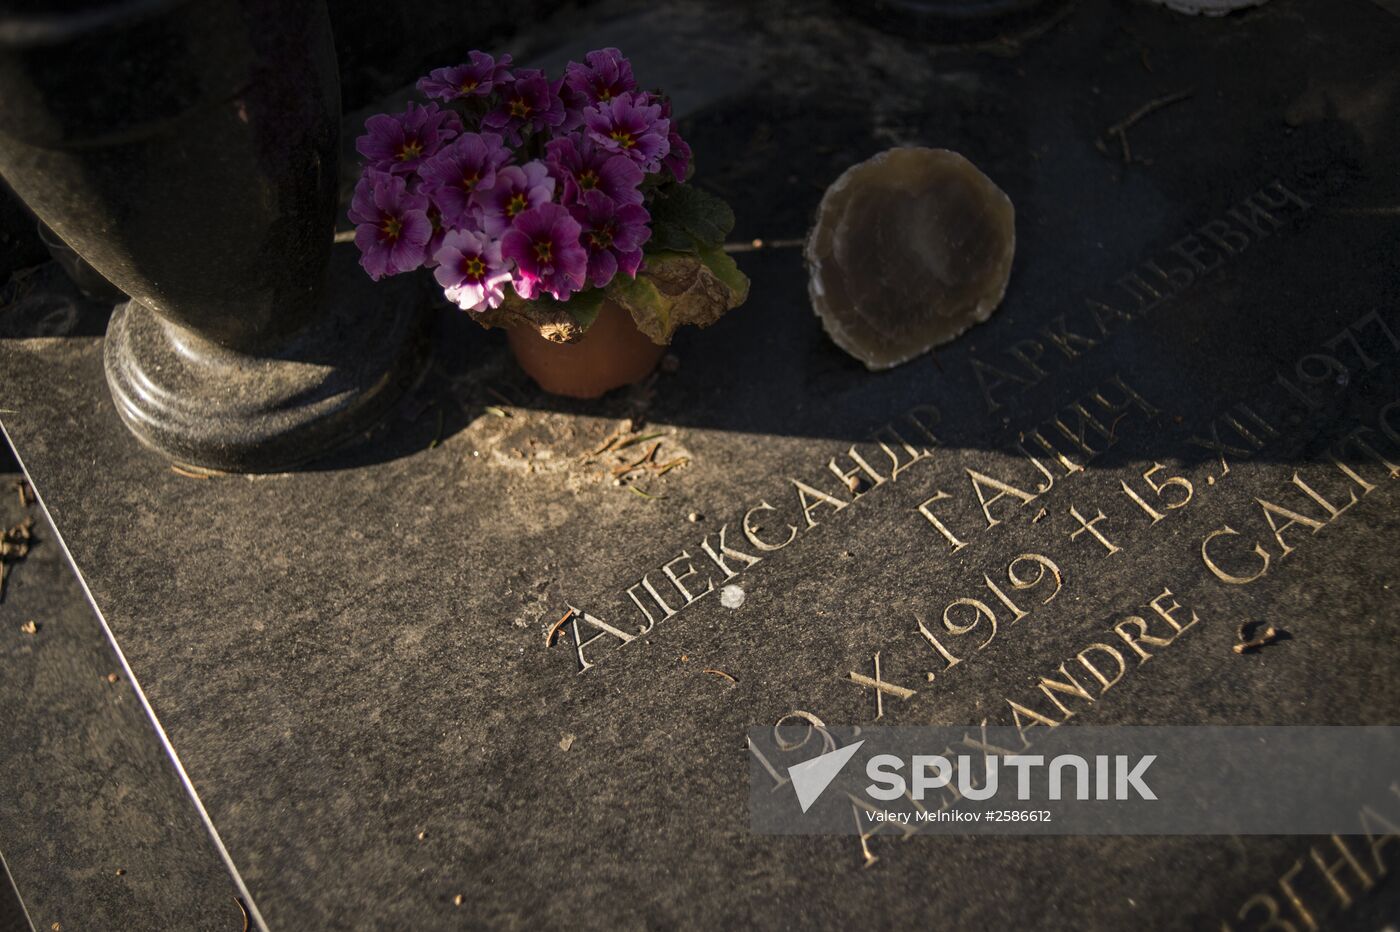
left=229, top=1, right=1400, bottom=470
left=0, top=0, right=1397, bottom=471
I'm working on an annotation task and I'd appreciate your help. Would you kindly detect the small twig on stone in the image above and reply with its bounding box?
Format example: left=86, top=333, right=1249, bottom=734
left=546, top=608, right=574, bottom=647
left=722, top=237, right=805, bottom=254
left=703, top=668, right=737, bottom=684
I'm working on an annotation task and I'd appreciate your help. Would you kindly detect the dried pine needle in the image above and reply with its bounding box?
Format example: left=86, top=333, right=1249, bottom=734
left=612, top=441, right=661, bottom=477
left=653, top=457, right=689, bottom=476
left=614, top=432, right=663, bottom=450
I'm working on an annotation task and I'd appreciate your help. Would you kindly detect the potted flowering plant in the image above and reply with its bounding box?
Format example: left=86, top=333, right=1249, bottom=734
left=349, top=48, right=749, bottom=398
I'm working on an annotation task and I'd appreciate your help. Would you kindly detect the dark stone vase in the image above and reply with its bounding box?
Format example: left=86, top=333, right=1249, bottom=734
left=0, top=0, right=427, bottom=471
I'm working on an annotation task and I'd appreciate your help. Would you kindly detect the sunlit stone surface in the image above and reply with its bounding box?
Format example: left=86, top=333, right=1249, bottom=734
left=805, top=147, right=1015, bottom=370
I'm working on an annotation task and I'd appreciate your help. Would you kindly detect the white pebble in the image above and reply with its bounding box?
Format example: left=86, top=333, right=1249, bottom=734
left=720, top=585, right=745, bottom=609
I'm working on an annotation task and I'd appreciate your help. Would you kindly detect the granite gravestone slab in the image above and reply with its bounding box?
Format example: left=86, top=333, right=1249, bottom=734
left=0, top=460, right=250, bottom=929
left=2, top=0, right=1400, bottom=928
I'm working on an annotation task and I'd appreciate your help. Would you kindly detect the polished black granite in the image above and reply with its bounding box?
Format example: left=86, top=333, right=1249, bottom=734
left=2, top=0, right=1400, bottom=928
left=0, top=466, right=248, bottom=930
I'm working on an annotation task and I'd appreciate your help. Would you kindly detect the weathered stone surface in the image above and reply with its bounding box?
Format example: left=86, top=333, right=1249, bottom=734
left=806, top=147, right=1015, bottom=370
left=3, top=0, right=1400, bottom=929
left=0, top=467, right=248, bottom=931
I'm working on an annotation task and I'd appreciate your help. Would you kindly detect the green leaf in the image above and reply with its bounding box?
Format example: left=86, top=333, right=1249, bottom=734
left=606, top=249, right=748, bottom=345
left=697, top=244, right=749, bottom=298
left=647, top=217, right=697, bottom=253
left=607, top=271, right=671, bottom=338
left=648, top=184, right=735, bottom=250
left=565, top=287, right=604, bottom=330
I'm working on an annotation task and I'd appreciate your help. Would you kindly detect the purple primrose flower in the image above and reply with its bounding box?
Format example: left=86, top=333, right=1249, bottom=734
left=482, top=68, right=566, bottom=144
left=562, top=47, right=637, bottom=108
left=650, top=95, right=692, bottom=182
left=544, top=135, right=643, bottom=206
left=417, top=51, right=513, bottom=101
left=423, top=205, right=448, bottom=270
left=501, top=203, right=588, bottom=301
left=582, top=93, right=669, bottom=172
left=348, top=172, right=432, bottom=280
left=569, top=189, right=650, bottom=288
left=472, top=160, right=555, bottom=237
left=352, top=47, right=709, bottom=304
left=355, top=102, right=461, bottom=175
left=662, top=129, right=692, bottom=182
left=418, top=132, right=513, bottom=227
left=433, top=229, right=511, bottom=311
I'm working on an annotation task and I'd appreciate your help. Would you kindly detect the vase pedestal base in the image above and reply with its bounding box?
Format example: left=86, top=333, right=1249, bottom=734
left=103, top=246, right=430, bottom=473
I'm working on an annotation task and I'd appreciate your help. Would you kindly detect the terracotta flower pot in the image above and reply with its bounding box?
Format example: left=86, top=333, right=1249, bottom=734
left=507, top=298, right=666, bottom=399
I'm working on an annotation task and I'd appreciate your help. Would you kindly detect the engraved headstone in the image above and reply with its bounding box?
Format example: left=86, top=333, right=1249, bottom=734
left=1, top=0, right=1398, bottom=928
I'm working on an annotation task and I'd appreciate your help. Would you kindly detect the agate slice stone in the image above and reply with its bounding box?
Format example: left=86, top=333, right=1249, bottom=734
left=1143, top=0, right=1269, bottom=14
left=805, top=147, right=1015, bottom=370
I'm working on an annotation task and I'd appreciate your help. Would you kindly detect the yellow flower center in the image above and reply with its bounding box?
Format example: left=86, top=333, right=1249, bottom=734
left=508, top=97, right=532, bottom=119
left=380, top=216, right=402, bottom=242
left=533, top=241, right=553, bottom=264
left=397, top=139, right=423, bottom=161
left=506, top=193, right=527, bottom=217
left=609, top=130, right=635, bottom=149
left=577, top=169, right=598, bottom=190
left=459, top=80, right=479, bottom=94
left=463, top=256, right=485, bottom=278
left=459, top=171, right=480, bottom=191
